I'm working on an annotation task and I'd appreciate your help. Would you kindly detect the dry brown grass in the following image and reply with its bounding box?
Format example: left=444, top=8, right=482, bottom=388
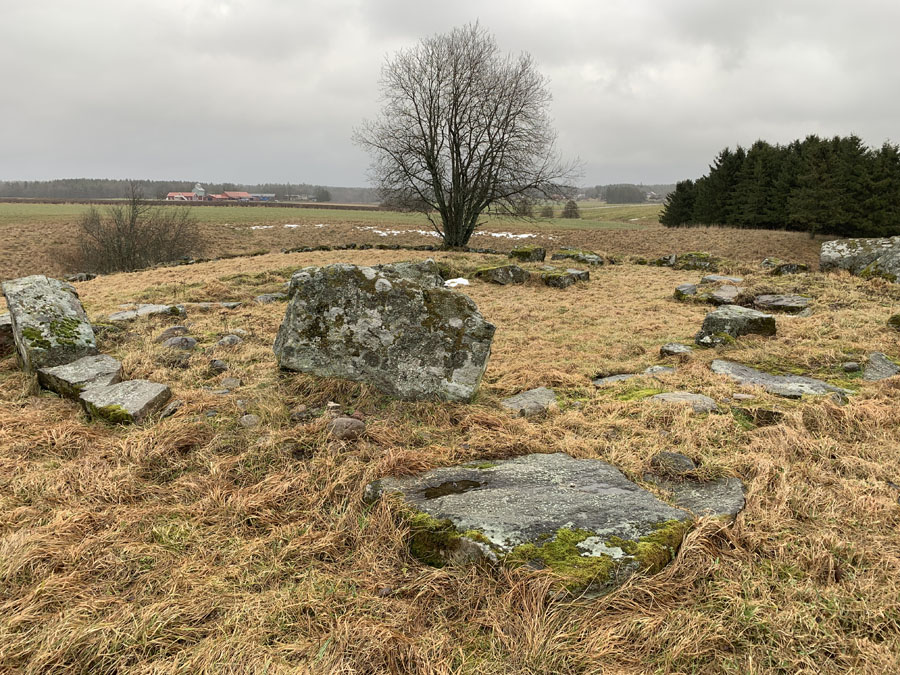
left=2, top=243, right=900, bottom=673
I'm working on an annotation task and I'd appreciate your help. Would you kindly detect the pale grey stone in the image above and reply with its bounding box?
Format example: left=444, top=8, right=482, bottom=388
left=1, top=274, right=98, bottom=371
left=364, top=452, right=693, bottom=594
left=696, top=305, right=776, bottom=346
left=159, top=399, right=184, bottom=419
left=220, top=377, right=242, bottom=389
left=864, top=352, right=900, bottom=381
left=754, top=294, right=811, bottom=314
left=842, top=361, right=861, bottom=373
left=373, top=259, right=444, bottom=288
left=711, top=359, right=851, bottom=398
left=644, top=365, right=676, bottom=375
left=501, top=387, right=556, bottom=417
left=38, top=354, right=123, bottom=399
left=649, top=475, right=746, bottom=521
left=328, top=416, right=366, bottom=440
left=709, top=285, right=742, bottom=305
left=163, top=336, right=197, bottom=351
left=649, top=452, right=697, bottom=476
left=217, top=334, right=244, bottom=347
left=208, top=359, right=228, bottom=374
left=701, top=275, right=743, bottom=284
left=108, top=304, right=186, bottom=322
left=474, top=265, right=530, bottom=285
left=79, top=379, right=172, bottom=424
left=650, top=392, right=718, bottom=414
left=820, top=235, right=900, bottom=279
left=593, top=366, right=674, bottom=387
left=239, top=413, right=260, bottom=428
left=673, top=283, right=699, bottom=300
left=660, top=343, right=692, bottom=357
left=274, top=263, right=495, bottom=402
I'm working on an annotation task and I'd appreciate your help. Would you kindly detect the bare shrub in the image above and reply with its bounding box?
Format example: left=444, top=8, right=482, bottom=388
left=561, top=199, right=580, bottom=219
left=71, top=183, right=203, bottom=273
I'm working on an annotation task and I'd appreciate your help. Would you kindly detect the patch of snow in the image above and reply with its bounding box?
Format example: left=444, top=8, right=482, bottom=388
left=283, top=223, right=301, bottom=228
left=250, top=225, right=274, bottom=230
left=474, top=231, right=536, bottom=240
left=443, top=278, right=470, bottom=288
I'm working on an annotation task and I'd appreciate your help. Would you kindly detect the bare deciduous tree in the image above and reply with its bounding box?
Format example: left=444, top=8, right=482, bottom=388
left=72, top=183, right=203, bottom=273
left=355, top=23, right=578, bottom=247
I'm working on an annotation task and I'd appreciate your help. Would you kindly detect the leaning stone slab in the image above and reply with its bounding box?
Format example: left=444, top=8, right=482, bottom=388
left=364, top=453, right=693, bottom=594
left=711, top=359, right=850, bottom=399
left=274, top=263, right=495, bottom=402
left=79, top=379, right=172, bottom=424
left=1, top=275, right=98, bottom=371
left=753, top=294, right=810, bottom=314
left=551, top=248, right=604, bottom=265
left=509, top=246, right=546, bottom=262
left=649, top=392, right=718, bottom=414
left=38, top=354, right=123, bottom=400
left=696, top=305, right=776, bottom=346
left=501, top=387, right=556, bottom=417
left=0, top=313, right=13, bottom=355
left=474, top=265, right=529, bottom=285
left=864, top=352, right=900, bottom=381
left=108, top=304, right=186, bottom=322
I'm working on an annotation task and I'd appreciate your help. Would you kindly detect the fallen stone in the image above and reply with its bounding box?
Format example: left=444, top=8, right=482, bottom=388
left=254, top=293, right=288, bottom=304
left=660, top=343, right=692, bottom=357
left=163, top=336, right=197, bottom=351
left=820, top=235, right=900, bottom=281
left=239, top=413, right=260, bottom=428
left=217, top=334, right=244, bottom=347
left=79, top=380, right=172, bottom=424
left=327, top=416, right=366, bottom=440
left=649, top=392, right=718, bottom=414
left=1, top=274, right=98, bottom=371
left=37, top=354, right=123, bottom=399
left=711, top=359, right=850, bottom=398
left=701, top=275, right=743, bottom=284
left=674, top=283, right=699, bottom=301
left=541, top=269, right=589, bottom=288
left=864, top=352, right=900, bottom=381
left=501, top=387, right=556, bottom=417
left=673, top=252, right=719, bottom=271
left=731, top=393, right=755, bottom=401
left=753, top=294, right=811, bottom=314
left=0, top=313, right=13, bottom=355
left=551, top=248, right=604, bottom=265
left=221, top=376, right=242, bottom=389
left=364, top=453, right=693, bottom=594
left=696, top=305, right=776, bottom=346
left=154, top=325, right=189, bottom=343
left=649, top=452, right=697, bottom=476
left=593, top=365, right=675, bottom=387
left=208, top=359, right=228, bottom=375
left=771, top=262, right=809, bottom=275
left=508, top=246, right=546, bottom=262
left=221, top=302, right=242, bottom=310
left=842, top=361, right=861, bottom=373
left=709, top=285, right=742, bottom=305
left=108, top=304, right=186, bottom=322
left=274, top=263, right=495, bottom=402
left=473, top=265, right=530, bottom=285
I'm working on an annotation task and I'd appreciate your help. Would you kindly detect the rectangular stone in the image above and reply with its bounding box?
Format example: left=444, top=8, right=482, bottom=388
left=38, top=354, right=123, bottom=400
left=79, top=380, right=172, bottom=424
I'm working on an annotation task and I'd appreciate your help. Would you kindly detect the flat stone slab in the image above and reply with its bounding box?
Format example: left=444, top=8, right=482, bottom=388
left=648, top=476, right=745, bottom=521
left=593, top=366, right=675, bottom=387
left=753, top=294, right=811, bottom=313
left=474, top=265, right=530, bottom=285
left=501, top=387, right=556, bottom=417
left=701, top=275, right=743, bottom=284
left=509, top=246, right=546, bottom=262
left=650, top=392, right=718, bottom=414
left=540, top=268, right=589, bottom=288
left=1, top=274, right=98, bottom=371
left=696, top=305, right=776, bottom=346
left=79, top=379, right=172, bottom=424
left=274, top=263, right=495, bottom=402
left=365, top=453, right=692, bottom=594
left=38, top=354, right=123, bottom=400
left=711, top=359, right=850, bottom=398
left=108, top=304, right=186, bottom=322
left=864, top=352, right=900, bottom=381
left=660, top=343, right=692, bottom=357
left=709, top=285, right=742, bottom=305
left=0, top=313, right=12, bottom=354
left=254, top=293, right=289, bottom=304
left=550, top=248, right=604, bottom=265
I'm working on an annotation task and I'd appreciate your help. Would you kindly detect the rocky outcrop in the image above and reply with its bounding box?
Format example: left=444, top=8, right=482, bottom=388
left=820, top=235, right=900, bottom=281
left=508, top=246, right=546, bottom=263
left=696, top=305, right=776, bottom=346
left=274, top=263, right=495, bottom=402
left=364, top=453, right=693, bottom=595
left=710, top=359, right=851, bottom=398
left=1, top=275, right=98, bottom=371
left=501, top=387, right=556, bottom=417
left=79, top=380, right=172, bottom=424
left=474, top=265, right=530, bottom=285
left=37, top=354, right=123, bottom=400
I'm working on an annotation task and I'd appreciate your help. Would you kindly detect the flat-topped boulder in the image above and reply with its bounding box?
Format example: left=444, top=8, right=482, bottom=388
left=108, top=304, right=186, bottom=322
left=274, top=263, right=495, bottom=402
left=708, top=285, right=742, bottom=305
left=701, top=274, right=743, bottom=284
left=508, top=245, right=546, bottom=263
left=79, top=379, right=172, bottom=424
left=364, top=453, right=693, bottom=594
left=696, top=305, right=776, bottom=346
left=551, top=248, right=604, bottom=265
left=649, top=392, right=718, bottom=414
left=753, top=294, right=811, bottom=314
left=820, top=235, right=900, bottom=281
left=1, top=274, right=98, bottom=371
left=38, top=354, right=123, bottom=400
left=711, top=359, right=851, bottom=398
left=864, top=352, right=900, bottom=381
left=501, top=387, right=556, bottom=417
left=474, top=265, right=529, bottom=285
left=0, top=313, right=12, bottom=355
left=673, top=283, right=699, bottom=301
left=541, top=268, right=589, bottom=288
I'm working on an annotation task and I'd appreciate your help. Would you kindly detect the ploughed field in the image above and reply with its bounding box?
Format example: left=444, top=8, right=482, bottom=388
left=1, top=220, right=899, bottom=672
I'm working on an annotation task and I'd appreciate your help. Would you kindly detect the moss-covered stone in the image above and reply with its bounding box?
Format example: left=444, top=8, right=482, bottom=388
left=508, top=245, right=546, bottom=263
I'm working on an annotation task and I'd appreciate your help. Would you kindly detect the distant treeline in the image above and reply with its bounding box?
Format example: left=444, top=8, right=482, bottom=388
left=582, top=183, right=675, bottom=203
left=660, top=135, right=900, bottom=237
left=0, top=179, right=379, bottom=204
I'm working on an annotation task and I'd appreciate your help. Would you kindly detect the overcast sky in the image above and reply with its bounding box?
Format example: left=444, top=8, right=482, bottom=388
left=3, top=0, right=899, bottom=187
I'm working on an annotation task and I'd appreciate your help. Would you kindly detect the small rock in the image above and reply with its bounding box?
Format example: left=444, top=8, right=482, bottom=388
left=217, top=334, right=244, bottom=347
left=66, top=273, right=96, bottom=282
left=230, top=328, right=249, bottom=337
left=220, top=302, right=242, bottom=310
left=828, top=391, right=849, bottom=406
left=709, top=285, right=742, bottom=305
left=327, top=416, right=366, bottom=440
left=473, top=265, right=530, bottom=285
left=650, top=392, right=718, bottom=414
left=673, top=283, right=699, bottom=301
left=753, top=294, right=811, bottom=314
left=208, top=359, right=229, bottom=375
left=842, top=361, right=861, bottom=373
left=509, top=246, right=546, bottom=262
left=644, top=365, right=676, bottom=375
left=864, top=352, right=900, bottom=381
left=732, top=406, right=784, bottom=426
left=500, top=387, right=556, bottom=417
left=163, top=336, right=197, bottom=351
left=108, top=303, right=185, bottom=322
left=254, top=293, right=288, bottom=304
left=649, top=451, right=697, bottom=476
left=154, top=325, right=189, bottom=343
left=696, top=305, right=776, bottom=347
left=731, top=393, right=755, bottom=401
left=37, top=354, right=123, bottom=400
left=660, top=343, right=692, bottom=357
left=239, top=414, right=260, bottom=428
left=221, top=377, right=242, bottom=389
left=159, top=399, right=184, bottom=419
left=551, top=248, right=604, bottom=265
left=290, top=405, right=318, bottom=423
left=701, top=275, right=743, bottom=284
left=541, top=268, right=589, bottom=288
left=325, top=401, right=343, bottom=416
left=377, top=586, right=394, bottom=598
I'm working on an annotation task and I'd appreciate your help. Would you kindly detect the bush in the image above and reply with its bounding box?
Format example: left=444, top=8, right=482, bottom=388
left=561, top=200, right=580, bottom=219
left=71, top=184, right=204, bottom=273
left=540, top=205, right=554, bottom=218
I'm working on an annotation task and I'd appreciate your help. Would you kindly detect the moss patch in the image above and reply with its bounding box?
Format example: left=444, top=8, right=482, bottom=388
left=507, top=528, right=616, bottom=590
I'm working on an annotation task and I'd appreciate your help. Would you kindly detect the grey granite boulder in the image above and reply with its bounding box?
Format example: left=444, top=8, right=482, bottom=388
left=509, top=246, right=546, bottom=263
left=696, top=305, right=776, bottom=346
left=364, top=453, right=693, bottom=594
left=501, top=387, right=556, bottom=417
left=79, top=379, right=172, bottom=424
left=864, top=352, right=900, bottom=381
left=551, top=248, right=604, bottom=265
left=474, top=265, right=530, bottom=285
left=163, top=336, right=197, bottom=351
left=37, top=354, right=123, bottom=399
left=541, top=268, right=589, bottom=288
left=108, top=304, right=186, bottom=322
left=649, top=452, right=697, bottom=476
left=701, top=275, right=743, bottom=284
left=0, top=313, right=12, bottom=355
left=660, top=343, right=692, bottom=357
left=711, top=359, right=851, bottom=398
left=820, top=235, right=900, bottom=281
left=754, top=294, right=811, bottom=314
left=1, top=274, right=98, bottom=371
left=649, top=392, right=718, bottom=414
left=673, top=283, right=699, bottom=301
left=217, top=334, right=244, bottom=347
left=373, top=259, right=444, bottom=288
left=274, top=263, right=495, bottom=402
left=327, top=416, right=366, bottom=440
left=708, top=285, right=742, bottom=305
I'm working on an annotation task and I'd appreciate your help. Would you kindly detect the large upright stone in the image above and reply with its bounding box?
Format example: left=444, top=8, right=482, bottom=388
left=696, top=305, right=776, bottom=346
left=364, top=453, right=692, bottom=594
left=274, top=263, right=495, bottom=402
left=820, top=235, right=900, bottom=281
left=1, top=275, right=98, bottom=372
left=38, top=354, right=123, bottom=399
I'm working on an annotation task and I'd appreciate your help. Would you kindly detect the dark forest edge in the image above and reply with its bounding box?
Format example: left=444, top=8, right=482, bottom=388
left=660, top=135, right=900, bottom=238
